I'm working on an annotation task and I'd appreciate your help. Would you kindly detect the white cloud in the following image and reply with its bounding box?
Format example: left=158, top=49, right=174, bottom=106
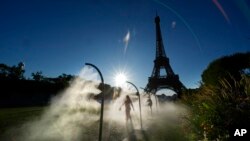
left=123, top=30, right=130, bottom=54
left=171, top=21, right=176, bottom=29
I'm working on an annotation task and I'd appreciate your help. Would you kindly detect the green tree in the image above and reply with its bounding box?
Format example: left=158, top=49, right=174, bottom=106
left=183, top=52, right=250, bottom=140
left=55, top=73, right=74, bottom=86
left=31, top=71, right=44, bottom=81
left=202, top=52, right=250, bottom=86
left=9, top=62, right=25, bottom=80
left=0, top=63, right=10, bottom=79
left=0, top=62, right=25, bottom=80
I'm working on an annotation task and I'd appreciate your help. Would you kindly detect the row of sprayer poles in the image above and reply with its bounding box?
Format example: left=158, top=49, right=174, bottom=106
left=85, top=63, right=143, bottom=141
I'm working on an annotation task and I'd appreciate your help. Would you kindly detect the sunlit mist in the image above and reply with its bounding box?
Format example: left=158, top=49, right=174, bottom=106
left=4, top=67, right=189, bottom=141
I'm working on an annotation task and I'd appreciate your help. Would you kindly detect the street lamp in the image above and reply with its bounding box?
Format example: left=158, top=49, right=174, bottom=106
left=85, top=63, right=104, bottom=141
left=126, top=81, right=143, bottom=130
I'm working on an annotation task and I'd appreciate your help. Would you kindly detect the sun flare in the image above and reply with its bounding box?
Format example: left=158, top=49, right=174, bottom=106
left=114, top=72, right=127, bottom=87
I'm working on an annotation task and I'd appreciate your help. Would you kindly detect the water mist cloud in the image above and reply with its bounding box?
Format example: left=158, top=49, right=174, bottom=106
left=5, top=67, right=190, bottom=141
left=104, top=91, right=190, bottom=140
left=12, top=67, right=102, bottom=141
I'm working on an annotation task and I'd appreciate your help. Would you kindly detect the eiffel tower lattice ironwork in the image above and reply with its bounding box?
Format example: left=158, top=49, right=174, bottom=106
left=145, top=16, right=186, bottom=97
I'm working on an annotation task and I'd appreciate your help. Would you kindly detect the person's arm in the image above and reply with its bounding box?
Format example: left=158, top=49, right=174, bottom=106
left=119, top=102, right=124, bottom=110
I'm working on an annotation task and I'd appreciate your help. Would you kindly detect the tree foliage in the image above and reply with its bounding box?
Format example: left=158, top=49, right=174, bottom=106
left=0, top=62, right=25, bottom=80
left=182, top=52, right=250, bottom=140
left=31, top=71, right=44, bottom=81
left=0, top=62, right=75, bottom=107
left=182, top=75, right=250, bottom=140
left=202, top=52, right=250, bottom=86
left=54, top=73, right=74, bottom=87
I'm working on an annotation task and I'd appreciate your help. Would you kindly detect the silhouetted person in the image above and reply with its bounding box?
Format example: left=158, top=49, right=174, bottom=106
left=146, top=95, right=153, bottom=115
left=119, top=95, right=134, bottom=123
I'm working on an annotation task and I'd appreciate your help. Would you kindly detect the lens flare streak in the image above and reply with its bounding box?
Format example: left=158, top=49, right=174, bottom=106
left=212, top=0, right=231, bottom=24
left=154, top=0, right=202, bottom=52
left=154, top=0, right=201, bottom=51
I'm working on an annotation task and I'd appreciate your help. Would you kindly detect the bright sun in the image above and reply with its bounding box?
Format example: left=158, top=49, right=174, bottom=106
left=114, top=72, right=127, bottom=87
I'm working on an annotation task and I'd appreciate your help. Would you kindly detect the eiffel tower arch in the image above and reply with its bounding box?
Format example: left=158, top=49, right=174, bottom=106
left=145, top=15, right=186, bottom=97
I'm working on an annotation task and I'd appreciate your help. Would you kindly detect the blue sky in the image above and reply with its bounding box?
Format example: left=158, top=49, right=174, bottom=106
left=0, top=0, right=249, bottom=89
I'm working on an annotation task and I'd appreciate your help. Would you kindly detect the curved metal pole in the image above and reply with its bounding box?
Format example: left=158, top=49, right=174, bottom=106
left=85, top=63, right=104, bottom=141
left=153, top=92, right=158, bottom=113
left=126, top=81, right=143, bottom=130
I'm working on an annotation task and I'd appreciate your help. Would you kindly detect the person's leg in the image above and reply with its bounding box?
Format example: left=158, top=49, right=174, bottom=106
left=128, top=110, right=131, bottom=120
left=126, top=109, right=129, bottom=122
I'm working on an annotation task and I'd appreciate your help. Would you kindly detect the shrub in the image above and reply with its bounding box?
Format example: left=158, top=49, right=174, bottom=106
left=182, top=75, right=250, bottom=140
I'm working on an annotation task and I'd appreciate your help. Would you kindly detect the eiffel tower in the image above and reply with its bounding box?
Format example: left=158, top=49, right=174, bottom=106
left=145, top=15, right=186, bottom=97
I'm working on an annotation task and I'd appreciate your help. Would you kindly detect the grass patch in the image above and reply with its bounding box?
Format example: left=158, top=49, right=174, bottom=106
left=0, top=106, right=46, bottom=138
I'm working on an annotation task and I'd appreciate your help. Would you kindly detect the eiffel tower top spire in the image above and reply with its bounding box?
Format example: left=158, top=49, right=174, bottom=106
left=155, top=16, right=166, bottom=58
